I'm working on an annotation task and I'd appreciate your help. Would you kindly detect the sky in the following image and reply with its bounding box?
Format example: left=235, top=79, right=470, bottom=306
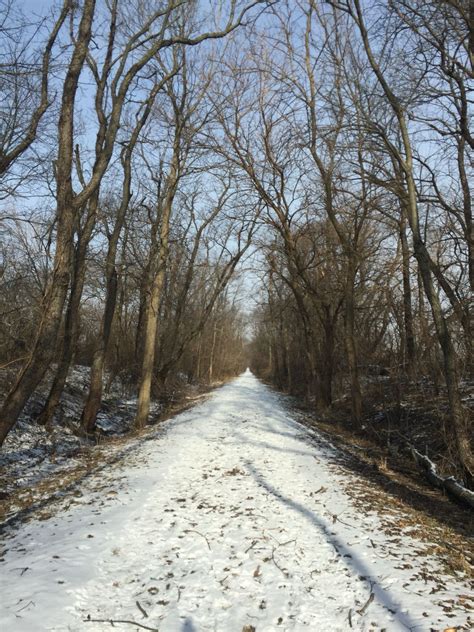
left=3, top=0, right=269, bottom=315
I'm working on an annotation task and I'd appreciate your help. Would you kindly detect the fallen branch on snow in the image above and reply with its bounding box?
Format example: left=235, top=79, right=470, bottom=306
left=357, top=589, right=374, bottom=616
left=269, top=538, right=296, bottom=577
left=410, top=448, right=474, bottom=510
left=185, top=528, right=211, bottom=550
left=135, top=601, right=148, bottom=618
left=84, top=617, right=158, bottom=631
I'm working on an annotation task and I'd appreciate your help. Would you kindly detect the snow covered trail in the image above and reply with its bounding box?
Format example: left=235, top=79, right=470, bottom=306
left=0, top=371, right=471, bottom=632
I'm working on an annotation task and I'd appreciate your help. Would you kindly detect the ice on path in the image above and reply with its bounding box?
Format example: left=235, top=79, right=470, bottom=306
left=0, top=371, right=471, bottom=631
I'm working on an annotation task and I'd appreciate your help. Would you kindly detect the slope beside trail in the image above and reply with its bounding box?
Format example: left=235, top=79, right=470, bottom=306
left=0, top=371, right=472, bottom=632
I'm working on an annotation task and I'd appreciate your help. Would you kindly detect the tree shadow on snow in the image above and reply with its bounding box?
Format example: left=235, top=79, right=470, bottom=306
left=244, top=460, right=420, bottom=631
left=289, top=417, right=474, bottom=539
left=229, top=400, right=473, bottom=540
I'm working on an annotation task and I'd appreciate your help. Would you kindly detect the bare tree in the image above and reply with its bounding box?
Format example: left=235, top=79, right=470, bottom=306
left=0, top=0, right=273, bottom=446
left=0, top=0, right=70, bottom=177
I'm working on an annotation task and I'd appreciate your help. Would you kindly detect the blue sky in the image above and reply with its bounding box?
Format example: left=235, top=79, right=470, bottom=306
left=20, top=0, right=54, bottom=15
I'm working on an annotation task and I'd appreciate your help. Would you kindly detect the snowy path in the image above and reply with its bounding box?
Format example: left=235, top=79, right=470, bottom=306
left=0, top=371, right=471, bottom=632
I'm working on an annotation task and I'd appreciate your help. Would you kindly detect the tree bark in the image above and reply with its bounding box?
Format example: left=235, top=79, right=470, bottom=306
left=319, top=306, right=335, bottom=408
left=38, top=195, right=99, bottom=427
left=208, top=321, right=218, bottom=383
left=0, top=0, right=96, bottom=446
left=81, top=268, right=118, bottom=434
left=344, top=257, right=363, bottom=426
left=399, top=203, right=416, bottom=376
left=134, top=148, right=178, bottom=428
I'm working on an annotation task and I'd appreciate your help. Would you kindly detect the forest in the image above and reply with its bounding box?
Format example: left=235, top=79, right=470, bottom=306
left=0, top=0, right=472, bottom=494
left=0, top=2, right=473, bottom=631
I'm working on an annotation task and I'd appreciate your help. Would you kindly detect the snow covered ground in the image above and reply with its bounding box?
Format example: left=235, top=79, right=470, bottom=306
left=0, top=371, right=472, bottom=631
left=0, top=365, right=166, bottom=500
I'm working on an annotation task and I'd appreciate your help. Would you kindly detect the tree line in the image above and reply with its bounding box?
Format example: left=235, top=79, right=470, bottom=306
left=0, top=0, right=264, bottom=443
left=241, top=0, right=472, bottom=485
left=0, top=0, right=472, bottom=488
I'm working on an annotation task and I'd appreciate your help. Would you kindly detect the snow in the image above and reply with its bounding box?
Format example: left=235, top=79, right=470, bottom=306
left=0, top=366, right=165, bottom=499
left=0, top=370, right=472, bottom=631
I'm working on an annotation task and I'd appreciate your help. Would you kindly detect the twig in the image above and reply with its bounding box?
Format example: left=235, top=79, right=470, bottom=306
left=136, top=601, right=148, bottom=618
left=357, top=586, right=375, bottom=616
left=0, top=355, right=28, bottom=370
left=15, top=600, right=35, bottom=614
left=83, top=617, right=158, bottom=631
left=348, top=608, right=353, bottom=628
left=185, top=529, right=211, bottom=550
left=271, top=546, right=288, bottom=576
left=327, top=509, right=356, bottom=529
left=401, top=584, right=424, bottom=598
left=270, top=542, right=296, bottom=577
left=368, top=541, right=391, bottom=560
left=245, top=539, right=258, bottom=553
left=266, top=532, right=295, bottom=547
left=13, top=567, right=30, bottom=576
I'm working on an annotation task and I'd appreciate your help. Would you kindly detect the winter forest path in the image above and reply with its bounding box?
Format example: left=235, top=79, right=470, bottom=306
left=0, top=371, right=472, bottom=631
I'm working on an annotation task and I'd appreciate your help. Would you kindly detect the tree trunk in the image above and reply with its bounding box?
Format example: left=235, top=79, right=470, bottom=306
left=208, top=321, right=218, bottom=383
left=0, top=247, right=74, bottom=445
left=344, top=257, right=363, bottom=426
left=195, top=332, right=203, bottom=381
left=319, top=307, right=335, bottom=408
left=0, top=0, right=96, bottom=446
left=81, top=268, right=118, bottom=434
left=134, top=154, right=177, bottom=428
left=134, top=264, right=167, bottom=427
left=399, top=204, right=416, bottom=376
left=284, top=331, right=292, bottom=393
left=38, top=196, right=98, bottom=427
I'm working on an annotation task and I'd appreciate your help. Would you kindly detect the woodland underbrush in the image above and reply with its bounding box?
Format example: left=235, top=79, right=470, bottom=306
left=342, top=376, right=473, bottom=481
left=264, top=370, right=474, bottom=498
left=0, top=365, right=215, bottom=504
